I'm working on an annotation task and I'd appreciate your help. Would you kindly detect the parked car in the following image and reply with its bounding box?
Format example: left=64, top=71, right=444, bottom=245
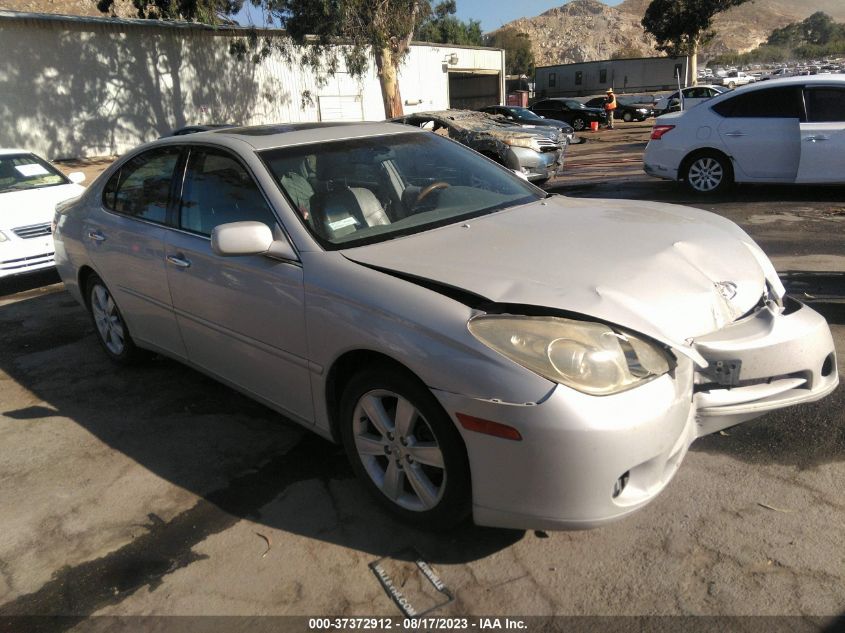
left=582, top=96, right=654, bottom=122
left=54, top=123, right=838, bottom=530
left=653, top=85, right=728, bottom=115
left=478, top=105, right=576, bottom=144
left=530, top=98, right=607, bottom=131
left=392, top=110, right=564, bottom=183
left=644, top=76, right=845, bottom=194
left=0, top=149, right=85, bottom=279
left=716, top=71, right=756, bottom=89
left=760, top=67, right=793, bottom=81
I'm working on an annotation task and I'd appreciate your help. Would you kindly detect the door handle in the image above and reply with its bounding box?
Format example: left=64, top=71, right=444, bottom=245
left=87, top=230, right=106, bottom=242
left=166, top=255, right=191, bottom=269
left=805, top=135, right=830, bottom=142
left=724, top=131, right=745, bottom=137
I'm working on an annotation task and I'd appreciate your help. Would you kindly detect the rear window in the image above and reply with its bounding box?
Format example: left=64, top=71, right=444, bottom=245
left=711, top=87, right=804, bottom=119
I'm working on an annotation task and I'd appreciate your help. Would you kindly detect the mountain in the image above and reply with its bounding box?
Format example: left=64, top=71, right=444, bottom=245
left=495, top=0, right=845, bottom=68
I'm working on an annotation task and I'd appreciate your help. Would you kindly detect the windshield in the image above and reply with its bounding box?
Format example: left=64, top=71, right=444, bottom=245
left=261, top=132, right=543, bottom=249
left=511, top=108, right=543, bottom=120
left=0, top=153, right=68, bottom=193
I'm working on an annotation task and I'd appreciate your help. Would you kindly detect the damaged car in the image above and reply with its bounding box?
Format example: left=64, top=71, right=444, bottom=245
left=392, top=110, right=565, bottom=184
left=54, top=123, right=838, bottom=531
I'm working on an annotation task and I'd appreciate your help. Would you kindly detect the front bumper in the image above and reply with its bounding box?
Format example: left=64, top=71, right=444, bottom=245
left=434, top=298, right=837, bottom=530
left=0, top=233, right=56, bottom=278
left=506, top=146, right=565, bottom=182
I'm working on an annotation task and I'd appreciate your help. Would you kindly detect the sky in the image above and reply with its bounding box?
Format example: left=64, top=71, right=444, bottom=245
left=236, top=0, right=625, bottom=34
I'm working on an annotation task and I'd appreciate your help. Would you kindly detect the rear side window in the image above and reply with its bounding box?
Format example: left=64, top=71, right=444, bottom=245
left=711, top=87, right=803, bottom=119
left=805, top=88, right=845, bottom=122
left=179, top=148, right=277, bottom=236
left=103, top=147, right=181, bottom=224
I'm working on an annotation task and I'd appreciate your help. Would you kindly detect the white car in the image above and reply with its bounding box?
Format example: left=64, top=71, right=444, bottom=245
left=52, top=124, right=837, bottom=530
left=644, top=76, right=845, bottom=194
left=654, top=85, right=728, bottom=115
left=718, top=71, right=756, bottom=89
left=1, top=149, right=85, bottom=279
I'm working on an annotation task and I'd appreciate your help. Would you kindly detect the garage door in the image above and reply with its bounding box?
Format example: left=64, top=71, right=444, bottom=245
left=448, top=72, right=500, bottom=110
left=318, top=95, right=364, bottom=122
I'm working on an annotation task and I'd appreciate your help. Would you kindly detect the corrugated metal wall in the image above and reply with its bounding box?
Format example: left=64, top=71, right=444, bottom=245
left=0, top=13, right=504, bottom=158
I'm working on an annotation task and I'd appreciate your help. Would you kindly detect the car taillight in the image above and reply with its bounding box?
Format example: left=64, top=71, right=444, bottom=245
left=650, top=125, right=675, bottom=140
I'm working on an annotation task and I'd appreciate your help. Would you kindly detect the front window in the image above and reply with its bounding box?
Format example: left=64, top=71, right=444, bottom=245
left=565, top=100, right=584, bottom=110
left=0, top=153, right=68, bottom=194
left=261, top=132, right=542, bottom=249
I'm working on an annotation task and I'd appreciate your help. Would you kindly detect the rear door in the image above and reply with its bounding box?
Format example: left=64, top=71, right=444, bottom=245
left=713, top=86, right=803, bottom=181
left=796, top=85, right=845, bottom=183
left=86, top=146, right=186, bottom=357
left=163, top=146, right=313, bottom=421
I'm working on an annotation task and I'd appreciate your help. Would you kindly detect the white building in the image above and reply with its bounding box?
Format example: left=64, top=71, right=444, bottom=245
left=0, top=10, right=505, bottom=158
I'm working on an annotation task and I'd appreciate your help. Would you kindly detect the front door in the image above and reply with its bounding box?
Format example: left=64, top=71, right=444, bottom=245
left=163, top=146, right=313, bottom=422
left=797, top=86, right=845, bottom=183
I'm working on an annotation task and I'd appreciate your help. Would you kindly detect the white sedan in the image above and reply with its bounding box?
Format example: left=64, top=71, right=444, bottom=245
left=0, top=149, right=85, bottom=278
left=53, top=124, right=837, bottom=530
left=645, top=76, right=845, bottom=193
left=653, top=85, right=728, bottom=115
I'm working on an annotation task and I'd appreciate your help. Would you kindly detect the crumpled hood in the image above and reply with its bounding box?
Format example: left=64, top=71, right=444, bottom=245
left=344, top=196, right=781, bottom=364
left=0, top=184, right=84, bottom=230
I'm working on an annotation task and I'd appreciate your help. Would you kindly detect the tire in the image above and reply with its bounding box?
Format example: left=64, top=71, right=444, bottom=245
left=728, top=81, right=736, bottom=89
left=339, top=366, right=471, bottom=530
left=683, top=151, right=734, bottom=195
left=533, top=177, right=550, bottom=186
left=86, top=273, right=144, bottom=364
left=572, top=117, right=587, bottom=131
left=622, top=111, right=633, bottom=122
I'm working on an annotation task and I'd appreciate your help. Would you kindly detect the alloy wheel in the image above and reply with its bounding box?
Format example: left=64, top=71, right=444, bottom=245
left=91, top=284, right=125, bottom=355
left=687, top=157, right=724, bottom=192
left=352, top=389, right=446, bottom=512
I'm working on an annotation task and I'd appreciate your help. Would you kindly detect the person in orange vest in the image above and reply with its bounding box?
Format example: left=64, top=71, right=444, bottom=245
left=604, top=88, right=617, bottom=129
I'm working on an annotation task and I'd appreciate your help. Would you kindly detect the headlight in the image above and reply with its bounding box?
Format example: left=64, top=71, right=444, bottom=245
left=0, top=230, right=9, bottom=243
left=468, top=315, right=671, bottom=396
left=637, top=108, right=648, bottom=113
left=506, top=136, right=542, bottom=152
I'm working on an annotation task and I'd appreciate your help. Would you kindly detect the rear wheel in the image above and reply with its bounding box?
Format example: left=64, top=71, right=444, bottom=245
left=86, top=274, right=144, bottom=364
left=339, top=367, right=471, bottom=529
left=572, top=117, right=587, bottom=131
left=684, top=151, right=733, bottom=195
left=622, top=111, right=633, bottom=122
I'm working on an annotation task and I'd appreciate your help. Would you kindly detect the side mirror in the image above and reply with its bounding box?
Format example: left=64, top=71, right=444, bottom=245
left=68, top=171, right=86, bottom=184
left=211, top=221, right=296, bottom=261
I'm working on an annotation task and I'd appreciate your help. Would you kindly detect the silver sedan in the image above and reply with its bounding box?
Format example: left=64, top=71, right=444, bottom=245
left=53, top=123, right=838, bottom=530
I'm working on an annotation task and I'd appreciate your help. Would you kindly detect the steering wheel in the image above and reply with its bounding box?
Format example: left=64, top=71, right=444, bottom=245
left=414, top=181, right=451, bottom=206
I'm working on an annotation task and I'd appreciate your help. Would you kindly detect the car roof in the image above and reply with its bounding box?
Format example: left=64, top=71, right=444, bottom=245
left=154, top=121, right=423, bottom=152
left=0, top=148, right=35, bottom=156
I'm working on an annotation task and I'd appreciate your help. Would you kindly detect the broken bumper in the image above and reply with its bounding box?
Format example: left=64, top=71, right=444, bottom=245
left=506, top=146, right=564, bottom=182
left=433, top=298, right=837, bottom=531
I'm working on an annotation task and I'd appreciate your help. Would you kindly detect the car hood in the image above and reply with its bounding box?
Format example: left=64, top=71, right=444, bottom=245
left=343, top=196, right=780, bottom=366
left=0, top=184, right=85, bottom=229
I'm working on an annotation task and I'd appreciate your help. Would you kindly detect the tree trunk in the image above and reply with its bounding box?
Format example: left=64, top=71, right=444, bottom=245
left=690, top=38, right=698, bottom=86
left=374, top=46, right=404, bottom=119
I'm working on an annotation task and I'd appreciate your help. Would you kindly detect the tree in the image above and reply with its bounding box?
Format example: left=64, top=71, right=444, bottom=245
left=642, top=0, right=750, bottom=85
left=416, top=0, right=482, bottom=46
left=485, top=28, right=535, bottom=77
left=97, top=0, right=242, bottom=22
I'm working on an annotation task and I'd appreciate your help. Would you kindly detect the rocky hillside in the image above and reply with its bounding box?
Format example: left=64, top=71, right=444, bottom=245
left=497, top=0, right=845, bottom=67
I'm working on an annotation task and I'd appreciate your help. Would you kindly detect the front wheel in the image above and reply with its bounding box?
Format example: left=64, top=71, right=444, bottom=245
left=684, top=152, right=733, bottom=195
left=339, top=367, right=471, bottom=529
left=572, top=117, right=587, bottom=131
left=622, top=111, right=633, bottom=122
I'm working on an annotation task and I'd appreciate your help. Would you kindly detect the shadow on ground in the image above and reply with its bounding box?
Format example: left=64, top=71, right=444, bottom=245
left=0, top=286, right=523, bottom=620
